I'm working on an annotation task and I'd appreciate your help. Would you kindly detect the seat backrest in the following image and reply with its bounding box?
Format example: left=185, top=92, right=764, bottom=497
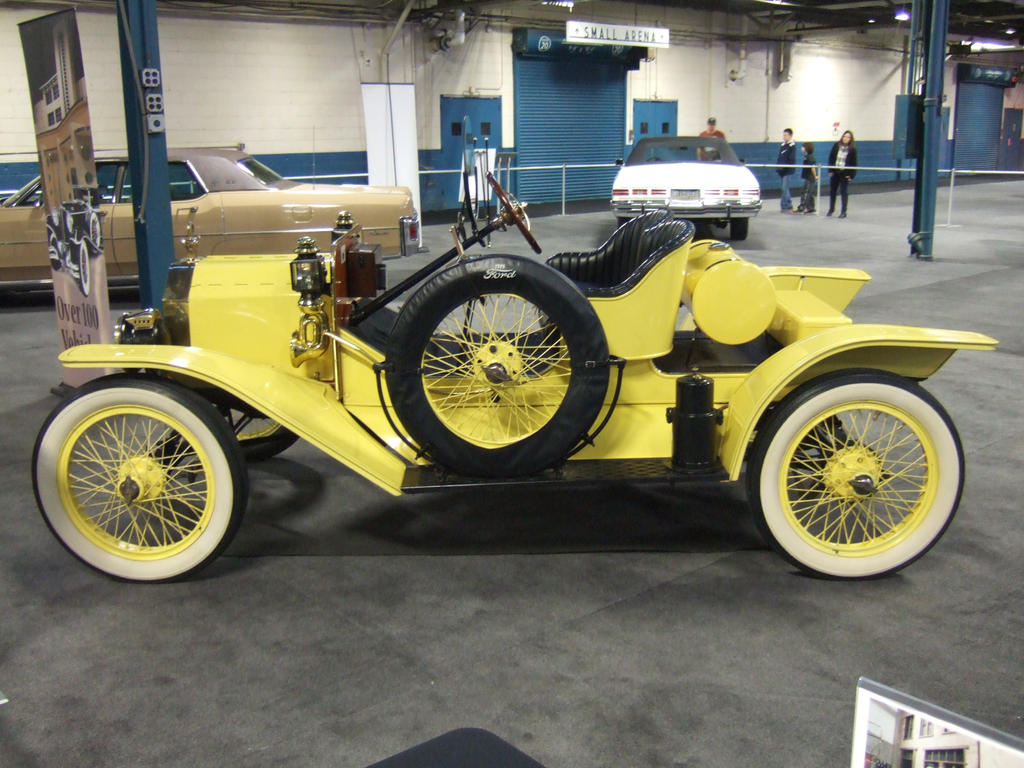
left=547, top=212, right=694, bottom=298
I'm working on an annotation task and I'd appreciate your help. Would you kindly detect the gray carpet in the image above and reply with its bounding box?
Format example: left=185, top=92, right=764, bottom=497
left=1, top=180, right=1022, bottom=767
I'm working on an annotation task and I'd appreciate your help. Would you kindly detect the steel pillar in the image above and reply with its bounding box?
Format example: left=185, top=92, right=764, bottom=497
left=116, top=0, right=173, bottom=306
left=908, top=0, right=951, bottom=260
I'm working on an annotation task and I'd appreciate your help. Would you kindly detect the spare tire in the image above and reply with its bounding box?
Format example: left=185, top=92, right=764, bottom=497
left=385, top=255, right=610, bottom=477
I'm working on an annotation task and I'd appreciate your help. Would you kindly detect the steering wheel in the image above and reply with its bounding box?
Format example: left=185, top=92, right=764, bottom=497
left=486, top=172, right=541, bottom=254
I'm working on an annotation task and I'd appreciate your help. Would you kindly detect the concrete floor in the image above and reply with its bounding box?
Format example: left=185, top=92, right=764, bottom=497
left=1, top=181, right=1022, bottom=767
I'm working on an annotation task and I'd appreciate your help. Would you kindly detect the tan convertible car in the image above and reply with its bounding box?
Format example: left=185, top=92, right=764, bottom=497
left=0, top=148, right=419, bottom=289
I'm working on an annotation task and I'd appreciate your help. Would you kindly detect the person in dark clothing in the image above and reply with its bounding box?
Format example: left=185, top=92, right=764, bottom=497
left=827, top=130, right=857, bottom=218
left=796, top=142, right=817, bottom=214
left=776, top=128, right=797, bottom=212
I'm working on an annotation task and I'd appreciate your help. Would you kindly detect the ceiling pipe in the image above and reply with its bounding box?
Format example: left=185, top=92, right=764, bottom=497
left=381, top=0, right=417, bottom=58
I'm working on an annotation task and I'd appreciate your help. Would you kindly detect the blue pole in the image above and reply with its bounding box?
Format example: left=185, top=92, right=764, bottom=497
left=909, top=0, right=951, bottom=260
left=116, top=0, right=173, bottom=307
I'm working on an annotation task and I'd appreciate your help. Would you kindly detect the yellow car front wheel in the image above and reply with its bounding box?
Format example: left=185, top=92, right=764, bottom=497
left=747, top=371, right=963, bottom=578
left=33, top=376, right=248, bottom=581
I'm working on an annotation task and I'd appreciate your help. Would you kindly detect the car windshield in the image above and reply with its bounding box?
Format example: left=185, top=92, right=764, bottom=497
left=236, top=157, right=284, bottom=186
left=1, top=177, right=42, bottom=207
left=625, top=137, right=741, bottom=166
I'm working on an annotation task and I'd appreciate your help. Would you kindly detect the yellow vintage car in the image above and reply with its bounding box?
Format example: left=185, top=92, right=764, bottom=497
left=0, top=148, right=418, bottom=289
left=31, top=175, right=997, bottom=582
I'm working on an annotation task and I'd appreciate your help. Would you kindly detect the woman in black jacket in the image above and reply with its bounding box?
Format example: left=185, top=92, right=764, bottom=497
left=827, top=130, right=857, bottom=218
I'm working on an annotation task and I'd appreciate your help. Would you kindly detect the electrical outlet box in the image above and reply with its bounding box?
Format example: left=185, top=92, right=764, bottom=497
left=893, top=94, right=922, bottom=159
left=146, top=113, right=166, bottom=134
left=145, top=93, right=164, bottom=114
left=141, top=68, right=161, bottom=88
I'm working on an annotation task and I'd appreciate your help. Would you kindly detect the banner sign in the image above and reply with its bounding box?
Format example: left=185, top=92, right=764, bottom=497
left=512, top=28, right=647, bottom=67
left=956, top=63, right=1017, bottom=87
left=566, top=20, right=670, bottom=49
left=19, top=9, right=112, bottom=386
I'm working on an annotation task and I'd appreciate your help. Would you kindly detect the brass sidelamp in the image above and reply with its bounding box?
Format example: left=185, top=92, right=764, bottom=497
left=289, top=235, right=330, bottom=366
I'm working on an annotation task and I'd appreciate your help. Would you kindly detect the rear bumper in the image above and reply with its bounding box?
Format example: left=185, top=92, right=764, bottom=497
left=611, top=201, right=761, bottom=219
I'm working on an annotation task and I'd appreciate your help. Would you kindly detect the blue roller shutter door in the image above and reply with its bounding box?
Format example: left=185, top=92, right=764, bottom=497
left=514, top=56, right=626, bottom=202
left=954, top=82, right=1003, bottom=170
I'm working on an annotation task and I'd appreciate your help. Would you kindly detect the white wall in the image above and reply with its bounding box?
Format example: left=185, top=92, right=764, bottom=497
left=0, top=3, right=923, bottom=162
left=628, top=38, right=905, bottom=144
left=1, top=7, right=380, bottom=157
left=412, top=27, right=515, bottom=150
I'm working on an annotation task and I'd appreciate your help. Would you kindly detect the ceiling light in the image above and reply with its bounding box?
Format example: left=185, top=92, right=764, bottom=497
left=894, top=7, right=910, bottom=21
left=1007, top=27, right=1017, bottom=35
left=974, top=40, right=1016, bottom=51
left=867, top=18, right=876, bottom=23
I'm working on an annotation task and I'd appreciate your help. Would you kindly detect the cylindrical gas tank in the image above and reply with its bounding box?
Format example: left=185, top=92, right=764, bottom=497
left=682, top=240, right=776, bottom=345
left=672, top=373, right=717, bottom=472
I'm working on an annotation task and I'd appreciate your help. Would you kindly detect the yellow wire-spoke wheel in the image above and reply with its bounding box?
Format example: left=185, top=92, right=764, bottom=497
left=57, top=405, right=214, bottom=559
left=385, top=255, right=610, bottom=478
left=748, top=372, right=963, bottom=579
left=224, top=408, right=299, bottom=461
left=779, top=403, right=936, bottom=556
left=421, top=293, right=571, bottom=446
left=34, top=377, right=248, bottom=581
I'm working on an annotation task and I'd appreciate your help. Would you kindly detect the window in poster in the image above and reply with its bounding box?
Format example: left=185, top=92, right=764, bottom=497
left=851, top=678, right=1024, bottom=768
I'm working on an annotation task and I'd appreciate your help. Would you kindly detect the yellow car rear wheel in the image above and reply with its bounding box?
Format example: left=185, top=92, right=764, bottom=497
left=747, top=371, right=963, bottom=578
left=33, top=376, right=248, bottom=581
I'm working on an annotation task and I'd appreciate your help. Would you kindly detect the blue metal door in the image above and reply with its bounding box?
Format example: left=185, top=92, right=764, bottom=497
left=632, top=100, right=677, bottom=147
left=429, top=96, right=502, bottom=211
left=953, top=82, right=1003, bottom=170
left=514, top=57, right=626, bottom=203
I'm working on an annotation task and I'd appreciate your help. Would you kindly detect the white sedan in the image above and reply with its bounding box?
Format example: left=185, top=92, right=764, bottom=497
left=610, top=136, right=761, bottom=241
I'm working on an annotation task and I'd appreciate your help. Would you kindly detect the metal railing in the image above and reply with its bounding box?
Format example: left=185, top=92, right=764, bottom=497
left=8, top=161, right=1022, bottom=228
left=283, top=161, right=1024, bottom=226
left=417, top=162, right=621, bottom=216
left=748, top=163, right=1024, bottom=226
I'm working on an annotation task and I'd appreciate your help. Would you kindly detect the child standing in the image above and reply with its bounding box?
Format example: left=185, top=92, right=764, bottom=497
left=796, top=142, right=817, bottom=214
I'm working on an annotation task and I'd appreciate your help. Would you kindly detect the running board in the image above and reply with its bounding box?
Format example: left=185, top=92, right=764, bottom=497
left=401, top=458, right=727, bottom=493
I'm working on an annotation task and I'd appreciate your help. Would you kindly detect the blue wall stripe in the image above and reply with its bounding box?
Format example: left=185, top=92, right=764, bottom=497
left=0, top=162, right=39, bottom=196
left=3, top=140, right=958, bottom=209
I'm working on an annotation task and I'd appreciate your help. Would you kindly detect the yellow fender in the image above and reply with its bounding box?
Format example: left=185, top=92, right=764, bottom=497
left=719, top=324, right=998, bottom=480
left=60, top=344, right=408, bottom=495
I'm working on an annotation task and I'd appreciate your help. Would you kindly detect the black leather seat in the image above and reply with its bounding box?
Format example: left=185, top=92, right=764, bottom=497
left=546, top=211, right=695, bottom=298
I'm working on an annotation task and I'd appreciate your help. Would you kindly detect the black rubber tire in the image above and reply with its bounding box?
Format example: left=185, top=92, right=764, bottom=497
left=77, top=242, right=91, bottom=297
left=236, top=417, right=299, bottom=461
left=385, top=255, right=610, bottom=477
left=746, top=370, right=963, bottom=579
left=729, top=217, right=749, bottom=241
left=47, top=234, right=62, bottom=272
left=33, top=374, right=249, bottom=582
